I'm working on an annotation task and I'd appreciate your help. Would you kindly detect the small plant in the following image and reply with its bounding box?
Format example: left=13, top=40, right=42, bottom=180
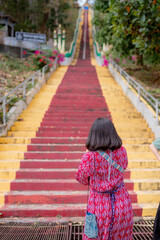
left=25, top=49, right=64, bottom=71
left=26, top=81, right=37, bottom=91
left=7, top=97, right=21, bottom=108
left=0, top=112, right=3, bottom=124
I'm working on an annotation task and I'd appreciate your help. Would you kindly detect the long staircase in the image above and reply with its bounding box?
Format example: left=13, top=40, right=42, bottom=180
left=0, top=9, right=159, bottom=220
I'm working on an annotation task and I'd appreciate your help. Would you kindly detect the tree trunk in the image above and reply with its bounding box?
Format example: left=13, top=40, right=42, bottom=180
left=54, top=0, right=59, bottom=27
left=135, top=50, right=143, bottom=66
left=136, top=54, right=143, bottom=66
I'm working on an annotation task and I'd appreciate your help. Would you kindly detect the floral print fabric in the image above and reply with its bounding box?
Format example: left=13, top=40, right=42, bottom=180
left=75, top=147, right=133, bottom=240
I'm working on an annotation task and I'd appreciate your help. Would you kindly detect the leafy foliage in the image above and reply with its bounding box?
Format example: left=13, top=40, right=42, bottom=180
left=93, top=0, right=160, bottom=64
left=24, top=49, right=64, bottom=70
left=0, top=0, right=74, bottom=37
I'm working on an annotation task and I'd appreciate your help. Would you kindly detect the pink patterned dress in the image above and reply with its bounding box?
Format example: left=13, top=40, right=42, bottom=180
left=75, top=147, right=133, bottom=240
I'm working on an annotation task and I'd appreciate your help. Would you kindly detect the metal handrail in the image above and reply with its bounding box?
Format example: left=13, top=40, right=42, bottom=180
left=0, top=57, right=58, bottom=125
left=109, top=59, right=160, bottom=124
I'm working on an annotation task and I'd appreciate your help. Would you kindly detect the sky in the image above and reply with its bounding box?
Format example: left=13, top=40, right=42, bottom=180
left=77, top=0, right=95, bottom=6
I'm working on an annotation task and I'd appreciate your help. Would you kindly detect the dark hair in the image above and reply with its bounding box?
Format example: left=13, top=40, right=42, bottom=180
left=86, top=118, right=122, bottom=151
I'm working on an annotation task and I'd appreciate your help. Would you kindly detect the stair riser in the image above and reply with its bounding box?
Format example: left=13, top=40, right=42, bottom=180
left=0, top=207, right=143, bottom=218
left=38, top=127, right=90, bottom=133
left=36, top=132, right=88, bottom=138
left=41, top=116, right=111, bottom=121
left=26, top=145, right=153, bottom=152
left=30, top=138, right=153, bottom=145
left=35, top=132, right=152, bottom=138
left=5, top=194, right=138, bottom=204
left=20, top=161, right=80, bottom=169
left=20, top=161, right=160, bottom=169
left=40, top=122, right=93, bottom=127
left=24, top=152, right=155, bottom=160
left=10, top=182, right=134, bottom=191
left=27, top=145, right=85, bottom=152
left=31, top=138, right=86, bottom=144
left=15, top=171, right=130, bottom=179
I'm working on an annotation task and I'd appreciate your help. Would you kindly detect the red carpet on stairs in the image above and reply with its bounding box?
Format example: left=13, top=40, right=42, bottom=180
left=1, top=10, right=136, bottom=218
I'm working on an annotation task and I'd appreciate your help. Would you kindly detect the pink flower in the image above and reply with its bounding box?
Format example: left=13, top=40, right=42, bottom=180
left=123, top=58, right=126, bottom=64
left=53, top=50, right=58, bottom=54
left=132, top=55, right=136, bottom=62
left=42, top=56, right=45, bottom=58
left=23, top=51, right=26, bottom=54
left=34, top=50, right=40, bottom=54
left=104, top=59, right=109, bottom=66
left=116, top=58, right=120, bottom=62
left=39, top=59, right=43, bottom=62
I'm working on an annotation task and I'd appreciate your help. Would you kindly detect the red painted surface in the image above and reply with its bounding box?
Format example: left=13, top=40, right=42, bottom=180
left=0, top=205, right=142, bottom=218
left=0, top=9, right=142, bottom=218
left=20, top=160, right=80, bottom=169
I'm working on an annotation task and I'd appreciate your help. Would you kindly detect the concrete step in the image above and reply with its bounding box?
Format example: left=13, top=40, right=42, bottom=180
left=6, top=178, right=160, bottom=191
left=9, top=179, right=133, bottom=191
left=0, top=159, right=159, bottom=170
left=35, top=131, right=153, bottom=138
left=4, top=190, right=160, bottom=205
left=23, top=151, right=156, bottom=160
left=0, top=143, right=154, bottom=152
left=0, top=203, right=158, bottom=217
left=14, top=168, right=130, bottom=180
left=0, top=137, right=31, bottom=144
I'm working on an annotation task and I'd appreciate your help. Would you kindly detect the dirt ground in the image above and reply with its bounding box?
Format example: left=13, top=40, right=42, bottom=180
left=122, top=64, right=160, bottom=101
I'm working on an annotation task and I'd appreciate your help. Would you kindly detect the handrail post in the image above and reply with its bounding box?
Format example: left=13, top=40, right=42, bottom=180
left=138, top=85, right=140, bottom=101
left=3, top=98, right=6, bottom=125
left=42, top=67, right=45, bottom=80
left=38, top=70, right=41, bottom=81
left=23, top=83, right=26, bottom=100
left=156, top=100, right=159, bottom=125
left=126, top=75, right=129, bottom=89
left=32, top=76, right=34, bottom=86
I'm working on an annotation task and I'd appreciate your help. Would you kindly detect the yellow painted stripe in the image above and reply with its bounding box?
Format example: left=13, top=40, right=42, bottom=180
left=88, top=9, right=96, bottom=66
left=133, top=180, right=160, bottom=191
left=142, top=205, right=158, bottom=217
left=0, top=65, right=68, bottom=205
left=137, top=192, right=160, bottom=203
left=72, top=10, right=84, bottom=65
left=0, top=194, right=4, bottom=205
left=131, top=170, right=160, bottom=179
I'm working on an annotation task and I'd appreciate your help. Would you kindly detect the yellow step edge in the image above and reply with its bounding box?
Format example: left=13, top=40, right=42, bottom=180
left=0, top=181, right=11, bottom=191
left=133, top=179, right=160, bottom=191
left=136, top=191, right=160, bottom=203
left=141, top=203, right=159, bottom=217
left=131, top=170, right=160, bottom=179
left=128, top=160, right=160, bottom=168
left=7, top=132, right=36, bottom=137
left=11, top=126, right=39, bottom=132
left=0, top=161, right=20, bottom=169
left=0, top=145, right=27, bottom=151
left=0, top=171, right=16, bottom=179
left=0, top=65, right=68, bottom=206
left=0, top=194, right=4, bottom=205
left=0, top=152, right=24, bottom=160
left=0, top=138, right=31, bottom=144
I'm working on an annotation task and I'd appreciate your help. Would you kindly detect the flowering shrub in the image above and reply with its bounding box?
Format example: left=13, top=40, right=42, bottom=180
left=102, top=55, right=109, bottom=67
left=24, top=49, right=64, bottom=71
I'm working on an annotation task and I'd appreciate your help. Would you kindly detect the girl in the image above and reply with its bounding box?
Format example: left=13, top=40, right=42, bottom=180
left=75, top=117, right=133, bottom=240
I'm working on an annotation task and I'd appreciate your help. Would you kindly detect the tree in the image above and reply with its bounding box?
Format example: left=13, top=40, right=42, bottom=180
left=0, top=0, right=72, bottom=38
left=93, top=0, right=160, bottom=64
